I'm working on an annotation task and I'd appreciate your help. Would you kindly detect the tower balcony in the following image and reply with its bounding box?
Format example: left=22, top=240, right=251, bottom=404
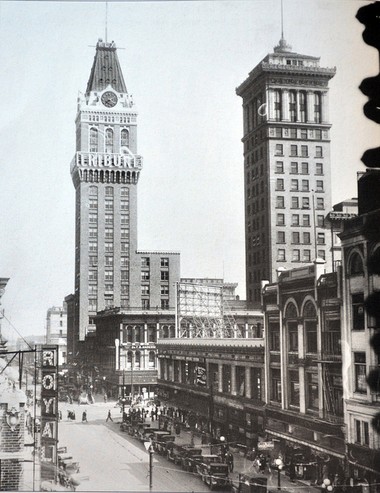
left=70, top=151, right=143, bottom=175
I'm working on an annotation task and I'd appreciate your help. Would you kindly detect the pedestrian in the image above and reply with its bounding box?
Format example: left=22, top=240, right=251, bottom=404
left=82, top=410, right=87, bottom=423
left=59, top=410, right=62, bottom=421
left=226, top=451, right=234, bottom=473
left=106, top=410, right=113, bottom=422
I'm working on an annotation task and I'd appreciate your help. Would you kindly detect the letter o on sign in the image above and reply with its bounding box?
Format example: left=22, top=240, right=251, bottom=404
left=42, top=374, right=55, bottom=390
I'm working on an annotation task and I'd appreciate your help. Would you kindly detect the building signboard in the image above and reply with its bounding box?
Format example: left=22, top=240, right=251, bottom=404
left=258, top=441, right=275, bottom=450
left=40, top=346, right=59, bottom=482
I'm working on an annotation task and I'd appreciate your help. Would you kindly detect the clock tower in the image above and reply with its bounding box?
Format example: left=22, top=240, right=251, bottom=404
left=70, top=39, right=143, bottom=349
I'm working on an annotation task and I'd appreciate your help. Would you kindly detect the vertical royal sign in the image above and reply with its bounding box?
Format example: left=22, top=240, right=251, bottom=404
left=40, top=346, right=59, bottom=481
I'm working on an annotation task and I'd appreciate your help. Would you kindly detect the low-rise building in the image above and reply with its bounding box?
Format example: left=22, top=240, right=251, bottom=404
left=262, top=260, right=345, bottom=483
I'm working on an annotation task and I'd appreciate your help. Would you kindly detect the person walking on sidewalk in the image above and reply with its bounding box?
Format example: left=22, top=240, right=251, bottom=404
left=82, top=410, right=87, bottom=423
left=106, top=410, right=113, bottom=422
left=226, top=451, right=234, bottom=473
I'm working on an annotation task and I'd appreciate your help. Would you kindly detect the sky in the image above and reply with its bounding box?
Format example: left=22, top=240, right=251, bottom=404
left=0, top=0, right=377, bottom=340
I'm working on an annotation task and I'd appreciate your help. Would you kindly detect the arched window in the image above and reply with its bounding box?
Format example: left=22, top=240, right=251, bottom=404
left=314, top=92, right=321, bottom=123
left=349, top=252, right=364, bottom=276
left=289, top=91, right=297, bottom=122
left=89, top=186, right=98, bottom=196
left=89, top=127, right=98, bottom=152
left=161, top=325, right=169, bottom=338
left=121, top=129, right=129, bottom=148
left=274, top=90, right=282, bottom=121
left=299, top=91, right=307, bottom=122
left=303, top=301, right=317, bottom=353
left=105, top=128, right=114, bottom=153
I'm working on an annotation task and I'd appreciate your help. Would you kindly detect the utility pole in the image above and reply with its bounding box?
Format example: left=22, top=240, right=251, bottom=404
left=149, top=444, right=153, bottom=491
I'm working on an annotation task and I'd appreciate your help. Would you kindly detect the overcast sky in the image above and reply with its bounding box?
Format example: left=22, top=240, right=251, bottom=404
left=0, top=0, right=377, bottom=340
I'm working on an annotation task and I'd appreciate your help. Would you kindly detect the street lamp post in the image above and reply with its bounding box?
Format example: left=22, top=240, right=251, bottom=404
left=275, top=456, right=284, bottom=490
left=321, top=478, right=333, bottom=492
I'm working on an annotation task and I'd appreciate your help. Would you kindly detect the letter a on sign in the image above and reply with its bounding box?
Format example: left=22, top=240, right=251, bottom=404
left=42, top=422, right=54, bottom=438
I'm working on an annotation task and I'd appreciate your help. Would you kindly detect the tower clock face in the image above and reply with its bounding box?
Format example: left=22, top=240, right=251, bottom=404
left=101, top=91, right=118, bottom=108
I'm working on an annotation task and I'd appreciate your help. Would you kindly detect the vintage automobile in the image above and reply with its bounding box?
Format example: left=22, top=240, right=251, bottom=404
left=166, top=443, right=192, bottom=464
left=132, top=422, right=151, bottom=439
left=140, top=426, right=160, bottom=442
left=181, top=448, right=203, bottom=472
left=197, top=461, right=229, bottom=490
left=231, top=473, right=267, bottom=493
left=155, top=434, right=176, bottom=455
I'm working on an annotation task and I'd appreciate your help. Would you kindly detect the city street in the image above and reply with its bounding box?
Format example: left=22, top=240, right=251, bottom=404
left=57, top=400, right=215, bottom=492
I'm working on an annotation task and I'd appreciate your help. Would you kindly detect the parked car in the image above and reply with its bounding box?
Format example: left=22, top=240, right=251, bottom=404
left=181, top=448, right=203, bottom=472
left=197, top=461, right=229, bottom=490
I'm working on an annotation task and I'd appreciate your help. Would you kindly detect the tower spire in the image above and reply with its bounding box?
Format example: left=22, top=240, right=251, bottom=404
left=274, top=0, right=292, bottom=53
left=281, top=0, right=284, bottom=40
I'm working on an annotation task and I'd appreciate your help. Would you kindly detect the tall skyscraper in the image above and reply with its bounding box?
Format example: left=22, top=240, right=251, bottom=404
left=236, top=37, right=336, bottom=303
left=69, top=39, right=180, bottom=357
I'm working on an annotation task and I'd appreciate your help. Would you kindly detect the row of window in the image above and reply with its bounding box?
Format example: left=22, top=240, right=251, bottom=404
left=277, top=248, right=326, bottom=261
left=270, top=127, right=324, bottom=140
left=89, top=127, right=130, bottom=153
left=276, top=196, right=325, bottom=210
left=89, top=242, right=129, bottom=252
left=275, top=161, right=324, bottom=175
left=276, top=212, right=326, bottom=226
left=160, top=360, right=263, bottom=401
left=275, top=179, right=325, bottom=193
left=141, top=299, right=170, bottom=310
left=141, top=257, right=170, bottom=268
left=89, top=186, right=129, bottom=197
left=275, top=144, right=323, bottom=158
left=273, top=90, right=322, bottom=123
left=245, top=91, right=323, bottom=133
left=87, top=114, right=131, bottom=124
left=141, top=284, right=170, bottom=296
left=245, top=126, right=325, bottom=155
left=277, top=231, right=325, bottom=245
left=270, top=368, right=320, bottom=411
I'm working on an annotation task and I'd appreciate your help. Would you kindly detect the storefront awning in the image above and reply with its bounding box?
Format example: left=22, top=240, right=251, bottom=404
left=267, top=430, right=345, bottom=459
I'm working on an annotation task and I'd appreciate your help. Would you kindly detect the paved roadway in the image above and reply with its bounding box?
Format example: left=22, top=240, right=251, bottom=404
left=57, top=399, right=219, bottom=492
